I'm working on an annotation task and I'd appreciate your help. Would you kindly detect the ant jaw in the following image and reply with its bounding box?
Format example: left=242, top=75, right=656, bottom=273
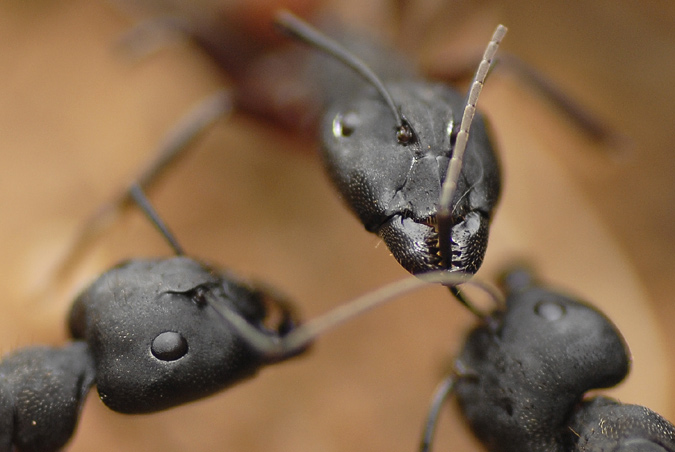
left=446, top=211, right=489, bottom=274
left=376, top=211, right=489, bottom=276
left=425, top=211, right=489, bottom=274
left=378, top=215, right=443, bottom=274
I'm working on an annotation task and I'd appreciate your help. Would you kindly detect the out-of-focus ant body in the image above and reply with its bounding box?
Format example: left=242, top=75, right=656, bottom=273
left=421, top=266, right=675, bottom=452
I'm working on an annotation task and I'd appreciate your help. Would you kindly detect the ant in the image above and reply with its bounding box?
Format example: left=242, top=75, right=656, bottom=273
left=47, top=9, right=506, bottom=319
left=273, top=12, right=504, bottom=278
left=0, top=183, right=306, bottom=452
left=0, top=178, right=474, bottom=451
left=419, top=266, right=675, bottom=452
left=49, top=5, right=623, bottom=295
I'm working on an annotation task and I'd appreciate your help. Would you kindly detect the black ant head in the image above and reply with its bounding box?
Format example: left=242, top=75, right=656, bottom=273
left=69, top=256, right=302, bottom=414
left=324, top=79, right=499, bottom=275
left=275, top=11, right=501, bottom=276
left=497, top=268, right=630, bottom=392
left=455, top=267, right=630, bottom=451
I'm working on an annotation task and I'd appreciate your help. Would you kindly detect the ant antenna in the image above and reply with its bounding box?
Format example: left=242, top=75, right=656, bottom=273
left=207, top=270, right=501, bottom=361
left=437, top=24, right=507, bottom=268
left=275, top=10, right=414, bottom=144
left=129, top=183, right=185, bottom=255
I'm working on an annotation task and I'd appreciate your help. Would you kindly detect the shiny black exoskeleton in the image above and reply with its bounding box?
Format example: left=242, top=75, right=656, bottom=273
left=322, top=80, right=499, bottom=274
left=0, top=256, right=302, bottom=451
left=452, top=268, right=675, bottom=451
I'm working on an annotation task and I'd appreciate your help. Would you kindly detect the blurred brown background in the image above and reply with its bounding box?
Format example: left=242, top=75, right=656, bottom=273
left=0, top=1, right=673, bottom=451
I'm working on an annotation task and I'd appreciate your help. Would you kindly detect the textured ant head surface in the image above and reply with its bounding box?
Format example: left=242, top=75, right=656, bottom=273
left=68, top=256, right=301, bottom=414
left=454, top=267, right=630, bottom=452
left=274, top=11, right=501, bottom=277
left=322, top=80, right=500, bottom=275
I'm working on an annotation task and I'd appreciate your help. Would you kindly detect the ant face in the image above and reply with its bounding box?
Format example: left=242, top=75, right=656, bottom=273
left=69, top=257, right=300, bottom=414
left=321, top=80, right=500, bottom=275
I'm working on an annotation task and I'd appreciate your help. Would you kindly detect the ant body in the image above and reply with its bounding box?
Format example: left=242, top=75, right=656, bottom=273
left=0, top=184, right=308, bottom=451
left=97, top=2, right=628, bottom=282
left=421, top=266, right=675, bottom=452
left=48, top=9, right=506, bottom=323
left=56, top=3, right=628, bottom=301
left=55, top=7, right=504, bottom=283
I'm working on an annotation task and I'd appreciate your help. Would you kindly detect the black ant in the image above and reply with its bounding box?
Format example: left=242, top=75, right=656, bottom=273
left=274, top=12, right=504, bottom=278
left=0, top=178, right=478, bottom=451
left=419, top=266, right=675, bottom=452
left=47, top=10, right=506, bottom=320
left=48, top=6, right=621, bottom=295
left=0, top=183, right=306, bottom=451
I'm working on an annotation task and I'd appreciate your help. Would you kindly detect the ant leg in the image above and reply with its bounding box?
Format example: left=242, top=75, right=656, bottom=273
left=419, top=374, right=457, bottom=452
left=37, top=90, right=230, bottom=296
left=449, top=286, right=488, bottom=319
left=498, top=53, right=625, bottom=147
left=113, top=14, right=191, bottom=61
left=128, top=183, right=184, bottom=255
left=430, top=50, right=623, bottom=148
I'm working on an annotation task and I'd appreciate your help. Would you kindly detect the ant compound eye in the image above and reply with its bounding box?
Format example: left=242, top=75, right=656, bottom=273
left=534, top=299, right=566, bottom=321
left=332, top=112, right=359, bottom=137
left=396, top=123, right=415, bottom=145
left=190, top=286, right=209, bottom=307
left=151, top=331, right=188, bottom=361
